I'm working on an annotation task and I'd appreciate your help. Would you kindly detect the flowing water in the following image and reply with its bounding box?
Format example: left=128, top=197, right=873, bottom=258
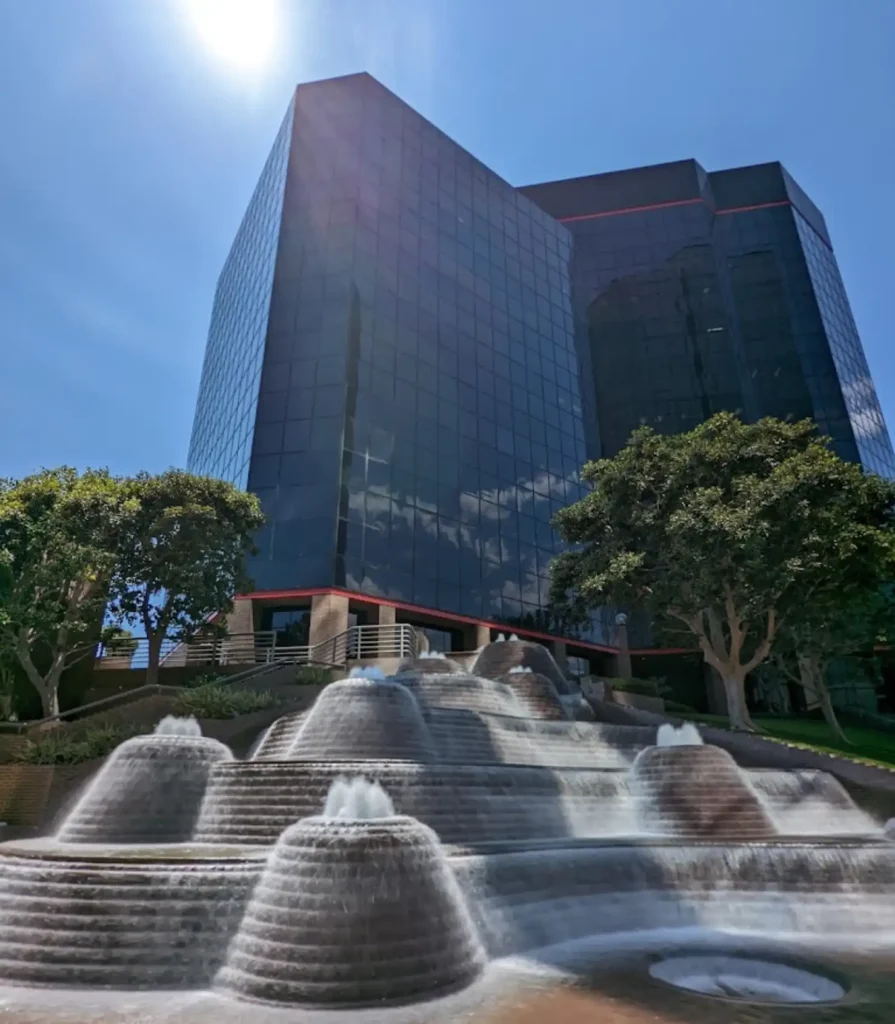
left=1, top=641, right=894, bottom=1019
left=57, top=721, right=234, bottom=844
left=216, top=805, right=486, bottom=1007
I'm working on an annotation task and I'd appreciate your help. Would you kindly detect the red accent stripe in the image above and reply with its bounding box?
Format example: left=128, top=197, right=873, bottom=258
left=238, top=587, right=701, bottom=657
left=237, top=587, right=619, bottom=653
left=716, top=200, right=791, bottom=215
left=558, top=197, right=703, bottom=223
left=629, top=647, right=700, bottom=656
left=557, top=197, right=792, bottom=225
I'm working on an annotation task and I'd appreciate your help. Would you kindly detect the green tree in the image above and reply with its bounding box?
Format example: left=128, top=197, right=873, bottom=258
left=0, top=468, right=129, bottom=717
left=772, top=583, right=895, bottom=743
left=107, top=470, right=265, bottom=687
left=101, top=624, right=139, bottom=660
left=550, top=413, right=895, bottom=731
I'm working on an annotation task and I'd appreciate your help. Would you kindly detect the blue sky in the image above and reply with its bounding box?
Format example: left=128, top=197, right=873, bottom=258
left=1, top=0, right=893, bottom=481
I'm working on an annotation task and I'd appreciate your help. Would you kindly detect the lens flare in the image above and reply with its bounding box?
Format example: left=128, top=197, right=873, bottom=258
left=184, top=0, right=278, bottom=71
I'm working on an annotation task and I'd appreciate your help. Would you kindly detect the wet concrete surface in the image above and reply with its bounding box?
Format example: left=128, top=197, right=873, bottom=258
left=0, top=944, right=893, bottom=1024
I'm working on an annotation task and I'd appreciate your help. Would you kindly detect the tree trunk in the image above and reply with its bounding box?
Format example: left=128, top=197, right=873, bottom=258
left=819, top=689, right=850, bottom=745
left=145, top=631, right=164, bottom=688
left=721, top=670, right=757, bottom=731
left=25, top=671, right=62, bottom=719
left=800, top=656, right=850, bottom=745
left=41, top=681, right=61, bottom=719
left=15, top=636, right=63, bottom=718
left=798, top=655, right=821, bottom=711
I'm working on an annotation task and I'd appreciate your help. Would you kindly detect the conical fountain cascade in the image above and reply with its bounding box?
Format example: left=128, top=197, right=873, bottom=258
left=286, top=678, right=436, bottom=761
left=57, top=717, right=233, bottom=843
left=473, top=639, right=571, bottom=694
left=216, top=779, right=486, bottom=1007
left=632, top=742, right=776, bottom=839
left=397, top=654, right=464, bottom=675
left=496, top=669, right=568, bottom=720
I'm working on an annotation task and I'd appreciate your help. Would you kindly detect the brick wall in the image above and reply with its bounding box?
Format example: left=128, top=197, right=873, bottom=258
left=0, top=760, right=102, bottom=829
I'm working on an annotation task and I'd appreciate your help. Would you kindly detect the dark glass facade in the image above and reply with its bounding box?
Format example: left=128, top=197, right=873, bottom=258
left=189, top=73, right=597, bottom=637
left=521, top=160, right=895, bottom=476
left=189, top=77, right=892, bottom=646
left=188, top=99, right=294, bottom=486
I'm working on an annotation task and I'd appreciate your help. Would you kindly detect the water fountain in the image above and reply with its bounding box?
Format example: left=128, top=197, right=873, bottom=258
left=57, top=716, right=234, bottom=843
left=285, top=677, right=436, bottom=762
left=497, top=667, right=568, bottom=720
left=216, top=777, right=486, bottom=1007
left=398, top=652, right=464, bottom=675
left=0, top=718, right=262, bottom=990
left=1, top=639, right=895, bottom=1021
left=656, top=721, right=704, bottom=746
left=473, top=637, right=573, bottom=694
left=632, top=742, right=776, bottom=839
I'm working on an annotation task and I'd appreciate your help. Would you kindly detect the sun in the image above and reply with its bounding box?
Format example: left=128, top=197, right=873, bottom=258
left=184, top=0, right=279, bottom=71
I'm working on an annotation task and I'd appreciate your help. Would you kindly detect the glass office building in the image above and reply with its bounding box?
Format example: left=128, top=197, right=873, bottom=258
left=188, top=99, right=295, bottom=488
left=189, top=76, right=893, bottom=657
left=520, top=160, right=895, bottom=477
left=188, top=73, right=599, bottom=653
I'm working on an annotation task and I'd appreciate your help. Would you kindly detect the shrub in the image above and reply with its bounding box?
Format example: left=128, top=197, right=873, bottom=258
left=295, top=666, right=332, bottom=686
left=11, top=723, right=148, bottom=765
left=607, top=677, right=663, bottom=699
left=172, top=685, right=278, bottom=719
left=180, top=672, right=224, bottom=690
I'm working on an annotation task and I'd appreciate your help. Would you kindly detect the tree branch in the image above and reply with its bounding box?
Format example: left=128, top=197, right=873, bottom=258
left=724, top=584, right=746, bottom=663
left=742, top=608, right=777, bottom=676
left=706, top=607, right=728, bottom=663
left=670, top=606, right=727, bottom=675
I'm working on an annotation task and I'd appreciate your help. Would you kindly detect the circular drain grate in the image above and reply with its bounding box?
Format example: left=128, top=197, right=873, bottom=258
left=648, top=955, right=846, bottom=1005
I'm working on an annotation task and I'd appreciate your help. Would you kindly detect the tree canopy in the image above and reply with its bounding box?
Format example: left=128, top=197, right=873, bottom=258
left=772, top=577, right=895, bottom=741
left=550, top=413, right=895, bottom=730
left=107, top=470, right=265, bottom=686
left=0, top=467, right=265, bottom=718
left=0, top=468, right=130, bottom=717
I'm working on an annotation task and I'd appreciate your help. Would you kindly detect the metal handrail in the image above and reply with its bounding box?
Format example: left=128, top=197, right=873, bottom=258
left=0, top=660, right=289, bottom=735
left=280, top=623, right=419, bottom=667
left=1, top=624, right=421, bottom=734
left=0, top=685, right=179, bottom=736
left=94, top=623, right=419, bottom=671
left=96, top=631, right=278, bottom=670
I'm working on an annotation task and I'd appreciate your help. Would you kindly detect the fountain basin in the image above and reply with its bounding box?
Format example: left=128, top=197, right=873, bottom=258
left=648, top=953, right=847, bottom=1004
left=0, top=846, right=262, bottom=989
left=0, top=837, right=269, bottom=862
left=497, top=671, right=569, bottom=720
left=401, top=673, right=527, bottom=718
left=453, top=839, right=895, bottom=956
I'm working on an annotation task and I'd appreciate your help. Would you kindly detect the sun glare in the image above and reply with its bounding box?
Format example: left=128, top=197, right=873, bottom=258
left=185, top=0, right=278, bottom=71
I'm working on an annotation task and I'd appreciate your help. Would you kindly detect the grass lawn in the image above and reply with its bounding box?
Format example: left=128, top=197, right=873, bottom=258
left=681, top=712, right=895, bottom=769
